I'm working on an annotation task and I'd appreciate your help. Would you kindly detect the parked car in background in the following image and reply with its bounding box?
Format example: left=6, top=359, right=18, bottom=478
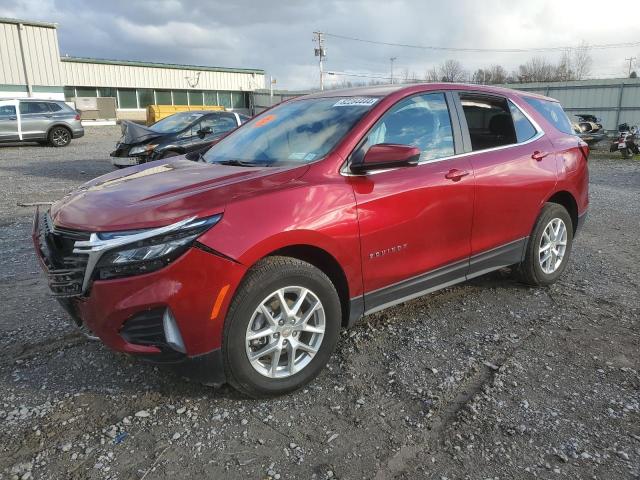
left=110, top=111, right=249, bottom=167
left=0, top=98, right=84, bottom=147
left=571, top=113, right=606, bottom=146
left=33, top=83, right=589, bottom=397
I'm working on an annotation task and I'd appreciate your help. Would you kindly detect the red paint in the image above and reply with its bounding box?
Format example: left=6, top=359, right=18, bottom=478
left=40, top=83, right=588, bottom=358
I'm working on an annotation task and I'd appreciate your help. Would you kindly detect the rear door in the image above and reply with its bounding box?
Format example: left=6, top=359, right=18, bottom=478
left=454, top=91, right=557, bottom=276
left=349, top=92, right=475, bottom=313
left=0, top=100, right=20, bottom=142
left=19, top=101, right=53, bottom=140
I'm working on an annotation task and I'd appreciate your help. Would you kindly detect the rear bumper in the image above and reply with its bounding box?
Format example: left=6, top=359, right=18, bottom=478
left=72, top=128, right=84, bottom=139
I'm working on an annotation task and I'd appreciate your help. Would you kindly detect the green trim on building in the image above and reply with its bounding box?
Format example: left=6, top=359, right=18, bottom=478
left=0, top=17, right=57, bottom=29
left=0, top=84, right=64, bottom=93
left=61, top=56, right=264, bottom=75
left=0, top=84, right=28, bottom=92
left=33, top=85, right=64, bottom=93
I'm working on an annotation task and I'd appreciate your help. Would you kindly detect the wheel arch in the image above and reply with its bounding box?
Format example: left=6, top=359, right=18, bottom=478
left=257, top=244, right=352, bottom=329
left=46, top=123, right=72, bottom=138
left=545, top=190, right=578, bottom=233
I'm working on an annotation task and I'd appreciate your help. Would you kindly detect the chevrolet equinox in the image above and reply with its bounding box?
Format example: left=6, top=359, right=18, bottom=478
left=33, top=84, right=589, bottom=397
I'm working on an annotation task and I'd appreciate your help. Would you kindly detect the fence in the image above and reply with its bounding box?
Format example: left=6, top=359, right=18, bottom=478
left=250, top=89, right=312, bottom=114
left=503, top=78, right=640, bottom=132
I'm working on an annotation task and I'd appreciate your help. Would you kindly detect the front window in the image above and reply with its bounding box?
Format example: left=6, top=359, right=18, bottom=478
left=364, top=92, right=454, bottom=162
left=150, top=112, right=204, bottom=134
left=203, top=97, right=377, bottom=166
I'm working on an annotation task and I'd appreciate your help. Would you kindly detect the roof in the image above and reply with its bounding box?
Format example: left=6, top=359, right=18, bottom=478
left=303, top=82, right=556, bottom=101
left=0, top=17, right=57, bottom=28
left=61, top=56, right=264, bottom=75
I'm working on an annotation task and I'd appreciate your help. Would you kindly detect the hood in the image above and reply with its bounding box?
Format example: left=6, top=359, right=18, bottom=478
left=119, top=120, right=162, bottom=144
left=51, top=159, right=308, bottom=232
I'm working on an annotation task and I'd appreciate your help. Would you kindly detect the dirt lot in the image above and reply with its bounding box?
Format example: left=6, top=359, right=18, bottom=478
left=0, top=127, right=638, bottom=480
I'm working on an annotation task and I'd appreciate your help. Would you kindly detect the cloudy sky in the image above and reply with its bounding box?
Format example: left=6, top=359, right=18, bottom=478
left=1, top=0, right=637, bottom=89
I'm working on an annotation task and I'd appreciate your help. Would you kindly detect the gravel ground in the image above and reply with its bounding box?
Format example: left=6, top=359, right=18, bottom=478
left=0, top=127, right=638, bottom=480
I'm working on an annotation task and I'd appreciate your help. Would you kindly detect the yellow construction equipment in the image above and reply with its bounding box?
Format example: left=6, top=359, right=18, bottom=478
left=146, top=105, right=225, bottom=125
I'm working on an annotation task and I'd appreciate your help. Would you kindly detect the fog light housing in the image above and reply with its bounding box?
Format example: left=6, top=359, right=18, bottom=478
left=163, top=309, right=186, bottom=354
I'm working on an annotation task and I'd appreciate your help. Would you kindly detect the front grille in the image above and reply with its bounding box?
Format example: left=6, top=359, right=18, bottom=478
left=39, top=213, right=90, bottom=297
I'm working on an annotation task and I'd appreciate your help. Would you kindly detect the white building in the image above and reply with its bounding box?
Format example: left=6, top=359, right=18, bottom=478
left=0, top=17, right=265, bottom=117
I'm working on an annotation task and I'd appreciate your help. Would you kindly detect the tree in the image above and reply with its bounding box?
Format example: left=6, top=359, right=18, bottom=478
left=425, top=66, right=440, bottom=82
left=439, top=59, right=466, bottom=82
left=517, top=57, right=558, bottom=82
left=471, top=65, right=508, bottom=84
left=571, top=43, right=592, bottom=80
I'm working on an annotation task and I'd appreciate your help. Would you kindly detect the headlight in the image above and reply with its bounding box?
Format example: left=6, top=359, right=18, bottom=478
left=93, top=214, right=221, bottom=280
left=129, top=144, right=157, bottom=156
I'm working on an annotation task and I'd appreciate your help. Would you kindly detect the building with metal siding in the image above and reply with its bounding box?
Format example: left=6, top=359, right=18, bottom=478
left=0, top=17, right=265, bottom=117
left=504, top=78, right=640, bottom=131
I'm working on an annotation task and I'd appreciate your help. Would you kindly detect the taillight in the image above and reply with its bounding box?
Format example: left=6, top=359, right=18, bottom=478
left=578, top=141, right=590, bottom=162
left=75, top=114, right=81, bottom=121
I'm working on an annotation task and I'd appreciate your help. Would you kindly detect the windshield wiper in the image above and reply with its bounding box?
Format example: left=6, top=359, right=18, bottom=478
left=214, top=159, right=265, bottom=167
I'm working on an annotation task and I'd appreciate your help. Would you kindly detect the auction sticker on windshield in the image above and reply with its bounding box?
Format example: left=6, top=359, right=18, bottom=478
left=333, top=97, right=379, bottom=107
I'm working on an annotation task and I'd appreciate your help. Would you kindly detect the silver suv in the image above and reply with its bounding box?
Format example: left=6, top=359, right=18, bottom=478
left=0, top=99, right=84, bottom=147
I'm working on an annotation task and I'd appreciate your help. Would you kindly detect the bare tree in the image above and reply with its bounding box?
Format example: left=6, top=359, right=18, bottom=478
left=439, top=59, right=466, bottom=82
left=426, top=66, right=440, bottom=82
left=571, top=42, right=592, bottom=80
left=517, top=57, right=557, bottom=82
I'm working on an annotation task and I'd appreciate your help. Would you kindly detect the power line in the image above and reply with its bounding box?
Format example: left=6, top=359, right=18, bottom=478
left=324, top=32, right=640, bottom=53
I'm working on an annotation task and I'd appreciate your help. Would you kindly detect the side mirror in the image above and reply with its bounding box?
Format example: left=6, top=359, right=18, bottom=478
left=351, top=144, right=421, bottom=173
left=197, top=126, right=213, bottom=138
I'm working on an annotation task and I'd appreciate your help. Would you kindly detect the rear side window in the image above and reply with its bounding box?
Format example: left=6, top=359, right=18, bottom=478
left=460, top=94, right=517, bottom=151
left=0, top=105, right=16, bottom=117
left=48, top=103, right=63, bottom=112
left=524, top=97, right=573, bottom=135
left=508, top=101, right=537, bottom=142
left=19, top=102, right=51, bottom=114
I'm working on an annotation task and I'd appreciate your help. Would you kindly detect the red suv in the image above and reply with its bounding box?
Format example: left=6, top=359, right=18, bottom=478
left=33, top=84, right=589, bottom=397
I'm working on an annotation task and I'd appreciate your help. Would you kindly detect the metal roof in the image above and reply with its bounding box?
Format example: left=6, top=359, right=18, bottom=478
left=60, top=56, right=264, bottom=75
left=0, top=17, right=57, bottom=28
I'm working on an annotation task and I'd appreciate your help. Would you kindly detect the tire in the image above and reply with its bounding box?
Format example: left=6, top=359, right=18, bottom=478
left=223, top=256, right=341, bottom=398
left=516, top=203, right=574, bottom=286
left=48, top=126, right=72, bottom=147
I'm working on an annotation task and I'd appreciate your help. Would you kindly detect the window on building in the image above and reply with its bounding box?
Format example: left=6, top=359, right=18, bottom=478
left=75, top=87, right=98, bottom=97
left=218, top=91, right=232, bottom=109
left=173, top=90, right=188, bottom=105
left=232, top=92, right=247, bottom=109
left=98, top=87, right=116, bottom=98
left=460, top=94, right=517, bottom=151
left=118, top=89, right=138, bottom=109
left=509, top=101, right=537, bottom=142
left=63, top=86, right=75, bottom=101
left=188, top=90, right=204, bottom=106
left=138, top=89, right=155, bottom=108
left=366, top=93, right=454, bottom=162
left=155, top=90, right=172, bottom=105
left=204, top=91, right=218, bottom=105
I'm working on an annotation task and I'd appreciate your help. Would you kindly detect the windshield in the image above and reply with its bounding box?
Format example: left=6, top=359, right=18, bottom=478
left=150, top=112, right=205, bottom=133
left=203, top=97, right=378, bottom=166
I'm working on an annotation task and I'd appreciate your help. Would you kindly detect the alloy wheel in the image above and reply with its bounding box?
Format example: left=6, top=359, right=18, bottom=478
left=51, top=128, right=70, bottom=146
left=245, top=286, right=325, bottom=378
left=538, top=218, right=568, bottom=274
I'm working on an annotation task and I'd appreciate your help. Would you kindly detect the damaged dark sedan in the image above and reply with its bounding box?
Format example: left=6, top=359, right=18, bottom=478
left=110, top=110, right=248, bottom=167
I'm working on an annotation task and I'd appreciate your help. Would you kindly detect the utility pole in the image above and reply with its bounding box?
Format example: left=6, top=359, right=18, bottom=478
left=625, top=57, right=636, bottom=76
left=390, top=57, right=397, bottom=85
left=313, top=31, right=326, bottom=91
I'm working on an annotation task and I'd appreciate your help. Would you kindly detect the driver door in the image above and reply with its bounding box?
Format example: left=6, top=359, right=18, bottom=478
left=349, top=92, right=475, bottom=313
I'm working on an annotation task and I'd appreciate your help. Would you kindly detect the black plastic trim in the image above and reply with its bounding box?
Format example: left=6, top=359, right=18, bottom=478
left=576, top=211, right=587, bottom=235
left=347, top=237, right=529, bottom=323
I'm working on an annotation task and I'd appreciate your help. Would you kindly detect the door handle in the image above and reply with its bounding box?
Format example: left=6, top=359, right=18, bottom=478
left=445, top=168, right=470, bottom=181
left=532, top=150, right=549, bottom=161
